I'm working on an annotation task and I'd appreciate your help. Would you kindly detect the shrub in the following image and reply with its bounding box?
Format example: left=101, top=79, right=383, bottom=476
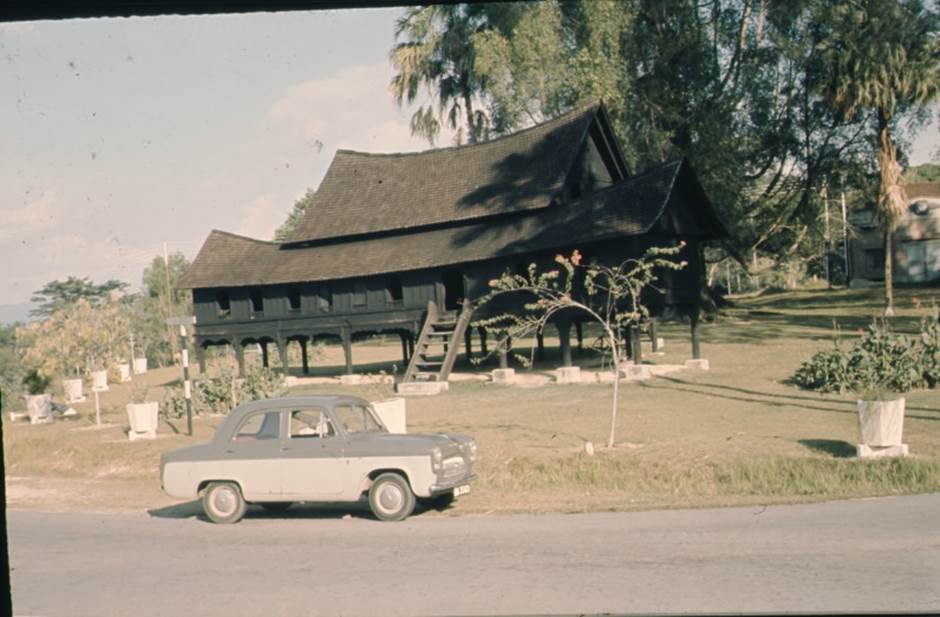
left=793, top=320, right=929, bottom=396
left=161, top=367, right=286, bottom=419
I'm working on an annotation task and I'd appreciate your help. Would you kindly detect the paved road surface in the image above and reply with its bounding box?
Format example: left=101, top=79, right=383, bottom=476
left=9, top=494, right=940, bottom=616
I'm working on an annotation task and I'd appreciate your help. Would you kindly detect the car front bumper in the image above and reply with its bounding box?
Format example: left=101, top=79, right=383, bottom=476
left=429, top=473, right=477, bottom=496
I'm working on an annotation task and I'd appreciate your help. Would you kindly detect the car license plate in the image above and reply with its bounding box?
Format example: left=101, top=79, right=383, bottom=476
left=454, top=484, right=470, bottom=497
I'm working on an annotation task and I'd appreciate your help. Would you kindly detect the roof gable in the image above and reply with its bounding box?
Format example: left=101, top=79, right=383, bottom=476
left=285, top=102, right=618, bottom=244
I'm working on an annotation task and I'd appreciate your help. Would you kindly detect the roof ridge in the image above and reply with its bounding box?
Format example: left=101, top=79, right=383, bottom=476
left=333, top=101, right=601, bottom=160
left=210, top=228, right=279, bottom=246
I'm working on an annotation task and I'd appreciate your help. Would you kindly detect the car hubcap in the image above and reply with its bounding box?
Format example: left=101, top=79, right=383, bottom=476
left=213, top=488, right=235, bottom=515
left=378, top=484, right=403, bottom=513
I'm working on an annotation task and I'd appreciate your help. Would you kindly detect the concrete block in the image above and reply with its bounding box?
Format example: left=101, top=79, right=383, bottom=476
left=685, top=359, right=710, bottom=370
left=491, top=368, right=516, bottom=384
left=619, top=365, right=651, bottom=380
left=554, top=366, right=582, bottom=384
left=395, top=381, right=449, bottom=396
left=642, top=338, right=666, bottom=350
left=339, top=374, right=363, bottom=385
left=856, top=443, right=909, bottom=459
left=284, top=376, right=299, bottom=387
left=371, top=397, right=407, bottom=433
left=128, top=429, right=157, bottom=442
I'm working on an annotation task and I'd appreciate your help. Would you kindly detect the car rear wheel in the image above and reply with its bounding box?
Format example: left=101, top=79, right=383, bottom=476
left=203, top=481, right=247, bottom=524
left=368, top=473, right=415, bottom=522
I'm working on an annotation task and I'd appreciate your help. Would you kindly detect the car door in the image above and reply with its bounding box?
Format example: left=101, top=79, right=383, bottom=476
left=222, top=409, right=284, bottom=497
left=279, top=406, right=348, bottom=498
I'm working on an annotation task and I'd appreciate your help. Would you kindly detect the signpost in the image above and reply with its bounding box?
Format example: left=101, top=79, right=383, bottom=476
left=167, top=316, right=196, bottom=436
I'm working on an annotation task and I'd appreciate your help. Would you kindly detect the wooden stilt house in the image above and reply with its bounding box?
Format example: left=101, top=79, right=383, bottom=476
left=178, top=102, right=726, bottom=380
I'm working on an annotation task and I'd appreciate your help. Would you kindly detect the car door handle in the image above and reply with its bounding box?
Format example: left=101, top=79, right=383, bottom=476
left=280, top=446, right=292, bottom=452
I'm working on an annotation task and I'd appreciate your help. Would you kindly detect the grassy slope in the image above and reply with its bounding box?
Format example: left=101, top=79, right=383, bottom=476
left=4, top=285, right=940, bottom=514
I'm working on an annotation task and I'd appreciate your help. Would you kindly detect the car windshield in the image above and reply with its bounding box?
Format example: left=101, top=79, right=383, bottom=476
left=333, top=403, right=385, bottom=434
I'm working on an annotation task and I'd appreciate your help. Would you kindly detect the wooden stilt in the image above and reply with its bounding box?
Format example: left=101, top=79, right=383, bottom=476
left=260, top=341, right=269, bottom=368
left=557, top=320, right=572, bottom=367
left=277, top=337, right=289, bottom=375
left=301, top=338, right=309, bottom=375
left=536, top=330, right=545, bottom=361
left=234, top=343, right=245, bottom=376
left=479, top=327, right=488, bottom=355
left=575, top=321, right=583, bottom=354
left=341, top=328, right=353, bottom=375
left=650, top=318, right=659, bottom=352
left=690, top=310, right=701, bottom=360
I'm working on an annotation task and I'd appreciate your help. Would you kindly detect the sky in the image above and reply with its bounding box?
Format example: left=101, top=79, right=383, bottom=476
left=1, top=7, right=938, bottom=310
left=0, top=7, right=452, bottom=309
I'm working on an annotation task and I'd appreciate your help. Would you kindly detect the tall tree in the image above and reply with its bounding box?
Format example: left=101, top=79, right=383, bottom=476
left=390, top=4, right=499, bottom=145
left=29, top=276, right=127, bottom=317
left=274, top=188, right=317, bottom=241
left=817, top=0, right=940, bottom=314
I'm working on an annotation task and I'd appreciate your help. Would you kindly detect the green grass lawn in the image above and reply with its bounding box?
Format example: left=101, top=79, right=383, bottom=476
left=5, top=285, right=940, bottom=514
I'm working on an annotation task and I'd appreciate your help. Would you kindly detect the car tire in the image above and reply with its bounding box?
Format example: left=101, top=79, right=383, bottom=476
left=260, top=502, right=292, bottom=514
left=368, top=473, right=415, bottom=522
left=203, top=481, right=247, bottom=524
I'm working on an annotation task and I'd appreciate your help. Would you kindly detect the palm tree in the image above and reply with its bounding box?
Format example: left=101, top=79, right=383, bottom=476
left=390, top=5, right=492, bottom=146
left=817, top=0, right=940, bottom=315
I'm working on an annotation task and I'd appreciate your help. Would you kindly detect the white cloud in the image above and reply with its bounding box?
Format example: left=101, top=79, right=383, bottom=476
left=234, top=194, right=288, bottom=241
left=266, top=62, right=453, bottom=155
left=0, top=190, right=78, bottom=242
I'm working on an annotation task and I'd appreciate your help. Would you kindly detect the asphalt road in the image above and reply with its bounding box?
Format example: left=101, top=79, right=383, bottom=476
left=9, top=493, right=940, bottom=616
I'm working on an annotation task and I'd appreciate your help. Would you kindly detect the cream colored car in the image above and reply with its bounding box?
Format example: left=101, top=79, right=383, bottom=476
left=160, top=395, right=476, bottom=523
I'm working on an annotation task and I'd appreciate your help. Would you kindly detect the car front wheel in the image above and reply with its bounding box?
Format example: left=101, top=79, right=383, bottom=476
left=203, top=481, right=247, bottom=524
left=368, top=473, right=415, bottom=522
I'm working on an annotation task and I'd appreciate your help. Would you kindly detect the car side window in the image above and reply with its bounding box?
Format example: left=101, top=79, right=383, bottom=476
left=234, top=411, right=281, bottom=441
left=290, top=408, right=334, bottom=439
left=333, top=404, right=382, bottom=434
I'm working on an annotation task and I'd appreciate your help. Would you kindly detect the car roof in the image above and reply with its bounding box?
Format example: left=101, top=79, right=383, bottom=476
left=230, top=395, right=369, bottom=415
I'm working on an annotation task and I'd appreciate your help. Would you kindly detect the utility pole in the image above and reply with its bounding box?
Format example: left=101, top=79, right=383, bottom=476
left=167, top=316, right=196, bottom=436
left=822, top=183, right=831, bottom=289
left=841, top=188, right=849, bottom=285
left=163, top=242, right=179, bottom=358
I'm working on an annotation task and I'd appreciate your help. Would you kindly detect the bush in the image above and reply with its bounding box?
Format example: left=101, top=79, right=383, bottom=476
left=162, top=367, right=286, bottom=419
left=793, top=318, right=938, bottom=396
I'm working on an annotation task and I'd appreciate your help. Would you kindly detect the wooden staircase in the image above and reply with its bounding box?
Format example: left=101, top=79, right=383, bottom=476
left=402, top=301, right=472, bottom=383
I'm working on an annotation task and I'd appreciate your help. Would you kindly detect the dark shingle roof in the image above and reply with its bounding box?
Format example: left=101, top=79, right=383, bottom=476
left=285, top=102, right=601, bottom=244
left=178, top=160, right=702, bottom=289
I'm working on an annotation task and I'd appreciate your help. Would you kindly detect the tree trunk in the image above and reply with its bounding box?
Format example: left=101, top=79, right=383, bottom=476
left=876, top=108, right=906, bottom=317
left=884, top=229, right=895, bottom=316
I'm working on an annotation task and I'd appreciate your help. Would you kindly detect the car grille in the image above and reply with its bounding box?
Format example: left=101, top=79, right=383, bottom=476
left=442, top=456, right=467, bottom=479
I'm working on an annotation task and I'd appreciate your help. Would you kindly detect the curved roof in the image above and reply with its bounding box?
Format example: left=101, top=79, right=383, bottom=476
left=177, top=159, right=726, bottom=289
left=284, top=102, right=602, bottom=244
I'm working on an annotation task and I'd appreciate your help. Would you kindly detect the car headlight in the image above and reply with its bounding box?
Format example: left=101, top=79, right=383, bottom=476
left=431, top=447, right=442, bottom=472
left=468, top=441, right=477, bottom=463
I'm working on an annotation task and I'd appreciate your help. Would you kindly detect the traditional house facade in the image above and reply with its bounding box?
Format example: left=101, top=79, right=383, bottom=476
left=178, top=103, right=726, bottom=381
left=848, top=183, right=940, bottom=285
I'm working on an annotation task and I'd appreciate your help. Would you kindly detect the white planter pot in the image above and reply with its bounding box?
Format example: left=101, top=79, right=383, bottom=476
left=25, top=394, right=53, bottom=424
left=857, top=397, right=905, bottom=447
left=133, top=357, right=148, bottom=374
left=91, top=370, right=109, bottom=392
left=370, top=397, right=407, bottom=434
left=126, top=401, right=159, bottom=439
left=118, top=363, right=131, bottom=382
left=63, top=378, right=85, bottom=403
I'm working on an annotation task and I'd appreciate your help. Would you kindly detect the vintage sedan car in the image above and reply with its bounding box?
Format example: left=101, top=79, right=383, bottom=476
left=160, top=395, right=476, bottom=523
